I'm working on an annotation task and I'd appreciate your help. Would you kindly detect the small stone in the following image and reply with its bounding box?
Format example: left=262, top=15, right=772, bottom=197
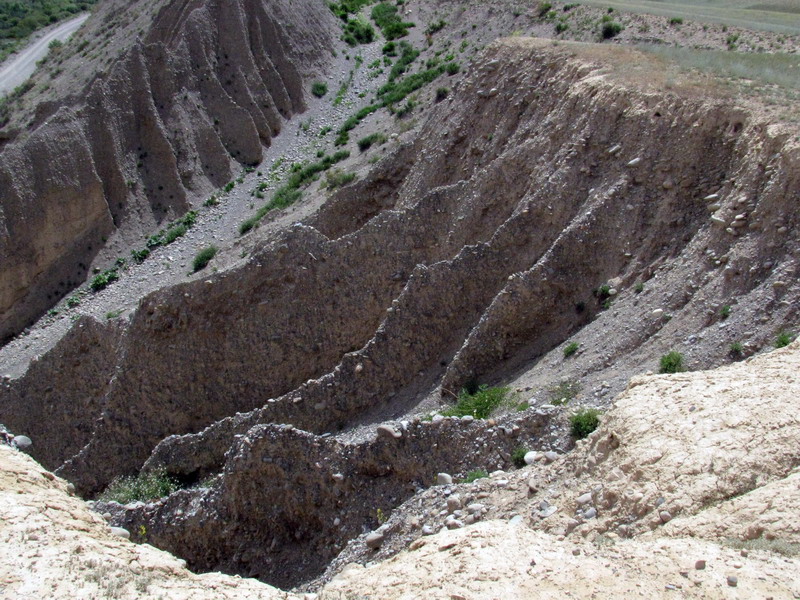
left=527, top=478, right=538, bottom=493
left=576, top=493, right=593, bottom=506
left=524, top=451, right=538, bottom=465
left=422, top=525, right=435, bottom=536
left=659, top=511, right=672, bottom=523
left=377, top=425, right=402, bottom=439
left=543, top=451, right=558, bottom=463
left=447, top=495, right=462, bottom=513
left=583, top=507, right=597, bottom=519
left=572, top=548, right=581, bottom=556
left=695, top=560, right=706, bottom=570
left=365, top=531, right=385, bottom=549
left=740, top=549, right=748, bottom=558
left=461, top=415, right=474, bottom=423
left=466, top=503, right=485, bottom=514
left=445, top=516, right=464, bottom=530
left=437, top=473, right=453, bottom=485
left=626, top=157, right=641, bottom=167
left=509, top=515, right=523, bottom=525
left=110, top=527, right=130, bottom=540
left=12, top=435, right=32, bottom=450
left=652, top=309, right=664, bottom=318
left=332, top=473, right=345, bottom=483
left=727, top=575, right=738, bottom=587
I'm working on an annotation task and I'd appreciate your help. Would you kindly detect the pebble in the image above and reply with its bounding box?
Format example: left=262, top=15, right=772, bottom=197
left=695, top=560, right=706, bottom=570
left=727, top=575, right=738, bottom=587
left=524, top=451, right=538, bottom=465
left=445, top=516, right=464, bottom=529
left=576, top=492, right=593, bottom=506
left=659, top=510, right=672, bottom=523
left=365, top=531, right=385, bottom=549
left=422, top=525, right=435, bottom=536
left=12, top=435, right=32, bottom=450
left=446, top=495, right=461, bottom=513
left=110, top=526, right=130, bottom=540
left=543, top=451, right=558, bottom=463
left=376, top=424, right=402, bottom=439
left=437, top=473, right=453, bottom=485
left=466, top=503, right=485, bottom=514
left=583, top=507, right=597, bottom=519
left=652, top=309, right=664, bottom=318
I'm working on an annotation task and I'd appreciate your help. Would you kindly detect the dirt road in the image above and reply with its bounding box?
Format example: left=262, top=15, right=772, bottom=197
left=0, top=13, right=89, bottom=97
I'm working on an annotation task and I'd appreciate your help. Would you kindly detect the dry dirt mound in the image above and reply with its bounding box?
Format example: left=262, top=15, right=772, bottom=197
left=0, top=443, right=294, bottom=600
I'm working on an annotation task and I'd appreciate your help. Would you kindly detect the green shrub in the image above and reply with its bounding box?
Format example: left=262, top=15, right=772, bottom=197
left=442, top=385, right=511, bottom=419
left=193, top=246, right=218, bottom=272
left=90, top=269, right=119, bottom=292
left=131, top=248, right=150, bottom=263
left=659, top=351, right=685, bottom=373
left=555, top=21, right=568, bottom=34
left=537, top=1, right=553, bottom=16
left=511, top=447, right=529, bottom=468
left=358, top=132, right=387, bottom=151
left=563, top=341, right=579, bottom=358
left=729, top=341, right=744, bottom=358
left=775, top=331, right=794, bottom=348
left=224, top=181, right=235, bottom=193
left=343, top=17, right=375, bottom=45
left=425, top=19, right=446, bottom=35
left=570, top=408, right=601, bottom=439
left=371, top=3, right=414, bottom=40
left=669, top=17, right=683, bottom=25
left=383, top=41, right=397, bottom=56
left=435, top=87, right=449, bottom=102
left=66, top=295, right=81, bottom=308
left=99, top=468, right=179, bottom=504
left=445, top=61, right=460, bottom=75
left=721, top=305, right=731, bottom=319
left=634, top=282, right=644, bottom=293
left=601, top=21, right=623, bottom=39
left=325, top=170, right=357, bottom=189
left=311, top=81, right=328, bottom=98
left=461, top=469, right=489, bottom=483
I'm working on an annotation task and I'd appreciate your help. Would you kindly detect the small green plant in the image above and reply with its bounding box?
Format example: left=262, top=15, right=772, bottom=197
left=537, top=1, right=552, bottom=16
left=461, top=469, right=489, bottom=483
left=729, top=341, right=744, bottom=358
left=425, top=19, right=446, bottom=35
left=357, top=132, right=387, bottom=152
left=775, top=331, right=794, bottom=348
left=99, top=468, right=179, bottom=504
left=131, top=248, right=150, bottom=263
left=193, top=246, right=218, bottom=272
left=668, top=17, right=683, bottom=25
left=224, top=181, right=235, bottom=193
left=311, top=81, right=328, bottom=98
left=435, top=86, right=449, bottom=102
left=376, top=508, right=387, bottom=524
left=442, top=385, right=511, bottom=419
left=570, top=408, right=601, bottom=439
left=563, top=341, right=579, bottom=358
left=106, top=310, right=123, bottom=320
left=659, top=351, right=685, bottom=374
left=634, top=282, right=644, bottom=293
left=90, top=269, right=119, bottom=292
left=66, top=295, right=81, bottom=308
left=325, top=169, right=357, bottom=189
left=601, top=21, right=623, bottom=39
left=549, top=379, right=581, bottom=405
left=555, top=21, right=568, bottom=34
left=721, top=305, right=731, bottom=319
left=445, top=61, right=460, bottom=75
left=511, top=447, right=529, bottom=468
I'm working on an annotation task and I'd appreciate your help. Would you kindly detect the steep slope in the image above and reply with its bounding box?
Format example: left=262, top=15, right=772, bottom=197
left=3, top=37, right=799, bottom=588
left=0, top=0, right=336, bottom=341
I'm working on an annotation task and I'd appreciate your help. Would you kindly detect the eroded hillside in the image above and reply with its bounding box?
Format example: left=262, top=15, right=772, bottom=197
left=1, top=32, right=799, bottom=589
left=0, top=0, right=336, bottom=341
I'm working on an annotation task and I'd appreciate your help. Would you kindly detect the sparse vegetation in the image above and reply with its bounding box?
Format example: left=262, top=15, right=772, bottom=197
left=634, top=282, right=644, bottom=293
left=729, top=341, right=744, bottom=358
left=563, top=341, right=579, bottom=358
left=357, top=132, right=387, bottom=151
left=90, top=268, right=119, bottom=292
left=511, top=447, right=529, bottom=468
left=721, top=305, right=731, bottom=319
left=601, top=20, right=623, bottom=39
left=311, top=81, right=328, bottom=98
left=659, top=351, right=685, bottom=374
left=146, top=211, right=197, bottom=249
left=425, top=19, right=446, bottom=35
left=192, top=246, right=218, bottom=272
left=668, top=17, right=684, bottom=25
left=570, top=408, right=601, bottom=439
left=435, top=86, right=449, bottom=102
left=324, top=169, right=357, bottom=189
left=725, top=536, right=800, bottom=557
left=442, top=385, right=512, bottom=419
left=549, top=379, right=581, bottom=405
left=98, top=468, right=179, bottom=504
left=775, top=331, right=794, bottom=348
left=371, top=2, right=414, bottom=40
left=461, top=468, right=489, bottom=483
left=66, top=295, right=80, bottom=308
left=240, top=151, right=350, bottom=234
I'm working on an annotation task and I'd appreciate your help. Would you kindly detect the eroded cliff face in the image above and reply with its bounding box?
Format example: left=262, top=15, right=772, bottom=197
left=2, top=39, right=800, bottom=588
left=0, top=0, right=336, bottom=341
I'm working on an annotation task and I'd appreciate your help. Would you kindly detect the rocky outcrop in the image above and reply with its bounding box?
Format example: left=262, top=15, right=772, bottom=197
left=0, top=0, right=337, bottom=341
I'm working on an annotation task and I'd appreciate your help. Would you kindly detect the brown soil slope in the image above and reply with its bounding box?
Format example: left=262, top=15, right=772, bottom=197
left=0, top=0, right=335, bottom=342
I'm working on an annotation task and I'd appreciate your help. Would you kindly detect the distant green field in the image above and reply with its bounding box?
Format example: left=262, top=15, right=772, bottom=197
left=0, top=0, right=97, bottom=61
left=573, top=0, right=800, bottom=34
